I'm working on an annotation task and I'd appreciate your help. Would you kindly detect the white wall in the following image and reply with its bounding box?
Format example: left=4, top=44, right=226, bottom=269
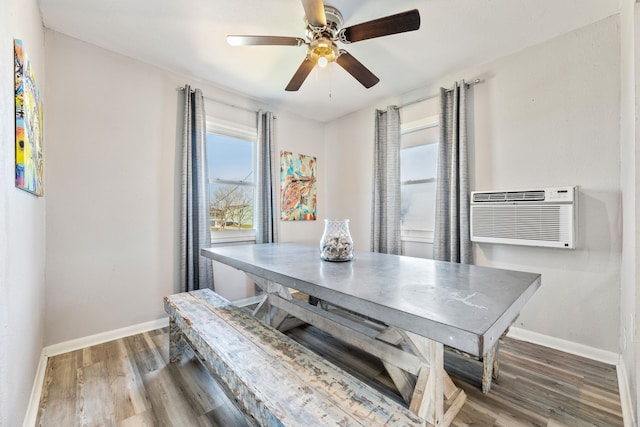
left=43, top=31, right=327, bottom=345
left=325, top=107, right=376, bottom=250
left=620, top=0, right=638, bottom=423
left=326, top=16, right=622, bottom=354
left=0, top=0, right=46, bottom=425
left=635, top=2, right=640, bottom=421
left=276, top=110, right=327, bottom=245
left=470, top=15, right=621, bottom=353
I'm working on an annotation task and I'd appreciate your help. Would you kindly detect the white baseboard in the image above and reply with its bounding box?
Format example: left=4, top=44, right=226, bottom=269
left=22, top=348, right=48, bottom=427
left=507, top=327, right=619, bottom=365
left=23, top=318, right=169, bottom=426
left=616, top=358, right=636, bottom=427
left=44, top=317, right=169, bottom=357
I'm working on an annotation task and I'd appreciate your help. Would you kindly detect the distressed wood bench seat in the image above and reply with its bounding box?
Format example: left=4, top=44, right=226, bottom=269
left=164, top=289, right=427, bottom=427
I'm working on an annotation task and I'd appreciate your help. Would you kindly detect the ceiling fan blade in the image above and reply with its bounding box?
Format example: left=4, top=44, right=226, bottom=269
left=227, top=35, right=305, bottom=46
left=301, top=0, right=327, bottom=27
left=285, top=57, right=316, bottom=91
left=340, top=9, right=420, bottom=43
left=336, top=51, right=379, bottom=89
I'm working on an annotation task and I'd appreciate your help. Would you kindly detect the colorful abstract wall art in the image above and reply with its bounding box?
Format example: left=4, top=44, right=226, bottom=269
left=280, top=151, right=316, bottom=221
left=14, top=39, right=44, bottom=196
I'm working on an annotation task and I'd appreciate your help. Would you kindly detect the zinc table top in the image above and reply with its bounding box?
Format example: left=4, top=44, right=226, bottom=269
left=202, top=243, right=541, bottom=357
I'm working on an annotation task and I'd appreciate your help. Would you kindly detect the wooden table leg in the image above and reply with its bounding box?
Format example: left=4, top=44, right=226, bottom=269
left=492, top=341, right=501, bottom=380
left=247, top=274, right=298, bottom=330
left=402, top=332, right=467, bottom=427
left=242, top=280, right=468, bottom=427
left=482, top=344, right=498, bottom=393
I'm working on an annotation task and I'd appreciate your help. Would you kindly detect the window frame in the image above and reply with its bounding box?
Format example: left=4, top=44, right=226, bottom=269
left=206, top=117, right=258, bottom=244
left=400, top=115, right=439, bottom=244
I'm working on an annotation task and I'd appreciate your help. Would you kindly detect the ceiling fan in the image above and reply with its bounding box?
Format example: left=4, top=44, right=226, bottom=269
left=226, top=0, right=421, bottom=91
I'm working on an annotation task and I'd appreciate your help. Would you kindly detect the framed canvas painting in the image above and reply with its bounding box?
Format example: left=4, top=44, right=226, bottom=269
left=14, top=39, right=44, bottom=196
left=280, top=151, right=316, bottom=221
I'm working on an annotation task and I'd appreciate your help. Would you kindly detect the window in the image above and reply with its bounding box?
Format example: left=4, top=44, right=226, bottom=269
left=400, top=115, right=439, bottom=243
left=206, top=118, right=257, bottom=243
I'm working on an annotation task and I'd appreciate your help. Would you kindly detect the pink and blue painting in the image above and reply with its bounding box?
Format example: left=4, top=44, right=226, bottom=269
left=280, top=151, right=316, bottom=221
left=15, top=39, right=44, bottom=196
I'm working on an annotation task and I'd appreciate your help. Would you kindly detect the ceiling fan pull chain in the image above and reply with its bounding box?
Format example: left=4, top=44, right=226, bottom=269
left=328, top=63, right=333, bottom=99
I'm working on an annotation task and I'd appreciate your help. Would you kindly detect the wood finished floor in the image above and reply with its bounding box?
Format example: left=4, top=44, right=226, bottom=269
left=36, top=325, right=624, bottom=427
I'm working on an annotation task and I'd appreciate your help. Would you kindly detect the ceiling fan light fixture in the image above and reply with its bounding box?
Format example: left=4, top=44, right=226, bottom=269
left=228, top=2, right=421, bottom=91
left=309, top=37, right=338, bottom=67
left=317, top=56, right=329, bottom=67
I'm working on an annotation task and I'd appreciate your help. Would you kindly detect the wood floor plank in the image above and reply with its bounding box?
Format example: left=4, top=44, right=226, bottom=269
left=109, top=339, right=152, bottom=422
left=117, top=410, right=157, bottom=427
left=140, top=364, right=212, bottom=427
left=37, top=350, right=81, bottom=426
left=128, top=332, right=215, bottom=426
left=35, top=326, right=625, bottom=427
left=77, top=361, right=115, bottom=426
left=501, top=357, right=623, bottom=420
left=453, top=376, right=549, bottom=426
left=124, top=333, right=166, bottom=376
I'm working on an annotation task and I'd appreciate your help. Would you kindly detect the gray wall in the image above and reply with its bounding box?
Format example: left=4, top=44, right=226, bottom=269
left=326, top=16, right=622, bottom=354
left=43, top=31, right=328, bottom=346
left=45, top=12, right=624, bottom=355
left=0, top=0, right=46, bottom=425
left=620, top=1, right=640, bottom=423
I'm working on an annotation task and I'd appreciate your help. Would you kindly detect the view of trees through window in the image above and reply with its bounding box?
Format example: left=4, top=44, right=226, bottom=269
left=210, top=184, right=254, bottom=230
left=206, top=132, right=255, bottom=232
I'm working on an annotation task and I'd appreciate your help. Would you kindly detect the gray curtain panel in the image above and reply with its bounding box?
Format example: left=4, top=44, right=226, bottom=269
left=434, top=81, right=472, bottom=264
left=256, top=111, right=278, bottom=244
left=180, top=84, right=214, bottom=292
left=370, top=106, right=401, bottom=255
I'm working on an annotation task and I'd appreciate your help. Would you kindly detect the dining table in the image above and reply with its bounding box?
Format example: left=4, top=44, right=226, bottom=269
left=201, top=242, right=541, bottom=427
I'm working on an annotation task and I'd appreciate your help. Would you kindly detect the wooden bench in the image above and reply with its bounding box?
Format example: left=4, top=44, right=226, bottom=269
left=164, top=289, right=427, bottom=427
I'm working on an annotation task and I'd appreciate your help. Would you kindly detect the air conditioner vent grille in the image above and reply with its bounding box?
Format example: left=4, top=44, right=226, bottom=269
left=472, top=205, right=570, bottom=242
left=470, top=186, right=576, bottom=249
left=472, top=190, right=545, bottom=203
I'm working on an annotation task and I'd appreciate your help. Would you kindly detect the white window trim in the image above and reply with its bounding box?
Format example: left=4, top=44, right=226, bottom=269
left=211, top=229, right=256, bottom=244
left=207, top=117, right=257, bottom=141
left=401, top=115, right=438, bottom=137
left=400, top=114, right=439, bottom=244
left=207, top=117, right=258, bottom=243
left=401, top=229, right=435, bottom=244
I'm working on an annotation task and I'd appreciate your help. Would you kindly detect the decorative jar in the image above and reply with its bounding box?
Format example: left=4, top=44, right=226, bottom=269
left=320, top=219, right=354, bottom=261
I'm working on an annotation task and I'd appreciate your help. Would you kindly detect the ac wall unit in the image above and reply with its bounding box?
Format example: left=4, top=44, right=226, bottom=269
left=470, top=186, right=576, bottom=249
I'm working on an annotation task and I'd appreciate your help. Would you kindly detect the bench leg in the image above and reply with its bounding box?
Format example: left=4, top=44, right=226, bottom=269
left=169, top=317, right=186, bottom=364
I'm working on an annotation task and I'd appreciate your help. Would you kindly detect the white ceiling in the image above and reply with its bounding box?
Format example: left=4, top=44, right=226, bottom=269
left=38, top=0, right=619, bottom=122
